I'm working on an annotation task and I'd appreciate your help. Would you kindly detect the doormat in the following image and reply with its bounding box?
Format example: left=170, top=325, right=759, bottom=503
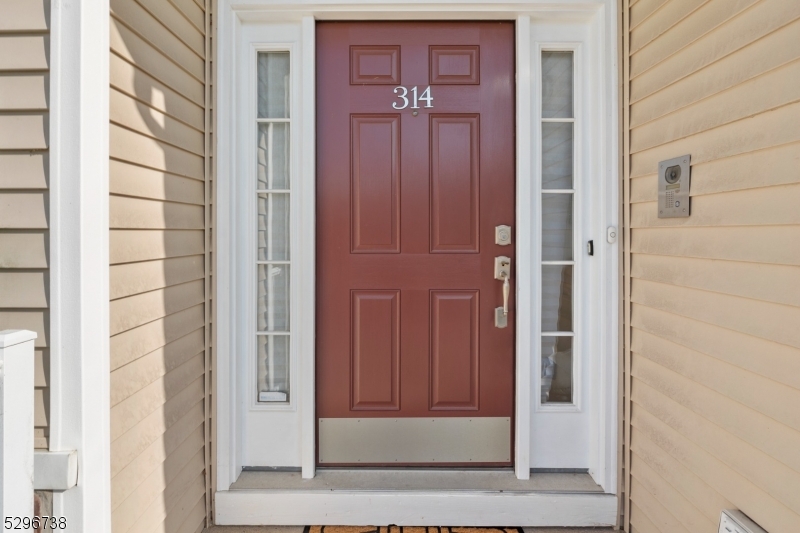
left=303, top=526, right=523, bottom=533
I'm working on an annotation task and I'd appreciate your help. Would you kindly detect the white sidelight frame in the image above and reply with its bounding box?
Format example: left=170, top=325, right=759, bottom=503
left=253, top=47, right=296, bottom=409
left=216, top=0, right=618, bottom=524
left=528, top=23, right=613, bottom=476
left=536, top=44, right=583, bottom=413
left=249, top=43, right=300, bottom=410
left=218, top=19, right=314, bottom=480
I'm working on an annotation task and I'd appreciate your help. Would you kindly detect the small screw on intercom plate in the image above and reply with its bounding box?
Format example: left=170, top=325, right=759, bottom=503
left=658, top=154, right=691, bottom=218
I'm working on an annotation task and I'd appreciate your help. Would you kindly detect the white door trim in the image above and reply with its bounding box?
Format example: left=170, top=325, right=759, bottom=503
left=514, top=15, right=534, bottom=478
left=215, top=0, right=619, bottom=507
left=298, top=15, right=318, bottom=481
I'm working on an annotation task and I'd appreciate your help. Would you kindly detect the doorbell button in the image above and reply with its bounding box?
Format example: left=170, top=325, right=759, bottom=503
left=607, top=226, right=617, bottom=244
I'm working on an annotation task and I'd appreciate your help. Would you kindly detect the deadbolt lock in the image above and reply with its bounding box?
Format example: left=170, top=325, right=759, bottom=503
left=495, top=225, right=512, bottom=246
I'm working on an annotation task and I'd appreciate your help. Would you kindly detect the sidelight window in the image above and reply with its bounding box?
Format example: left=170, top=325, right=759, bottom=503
left=540, top=51, right=575, bottom=405
left=256, top=51, right=291, bottom=403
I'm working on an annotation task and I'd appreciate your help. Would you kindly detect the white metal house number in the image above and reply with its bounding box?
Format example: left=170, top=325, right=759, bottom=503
left=392, top=85, right=434, bottom=109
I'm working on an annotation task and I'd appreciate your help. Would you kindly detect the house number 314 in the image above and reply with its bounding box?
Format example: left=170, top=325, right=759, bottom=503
left=392, top=86, right=434, bottom=110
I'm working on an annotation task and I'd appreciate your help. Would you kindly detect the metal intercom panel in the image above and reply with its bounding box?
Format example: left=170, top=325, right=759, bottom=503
left=658, top=154, right=691, bottom=218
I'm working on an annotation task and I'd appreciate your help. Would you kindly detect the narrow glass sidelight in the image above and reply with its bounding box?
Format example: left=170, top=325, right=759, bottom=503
left=541, top=194, right=573, bottom=261
left=258, top=52, right=290, bottom=119
left=541, top=336, right=573, bottom=403
left=257, top=335, right=290, bottom=402
left=257, top=264, right=290, bottom=331
left=541, top=51, right=573, bottom=118
left=542, top=122, right=573, bottom=189
left=541, top=265, right=573, bottom=332
left=540, top=51, right=575, bottom=405
left=257, top=193, right=290, bottom=261
left=256, top=51, right=291, bottom=403
left=257, top=122, right=290, bottom=190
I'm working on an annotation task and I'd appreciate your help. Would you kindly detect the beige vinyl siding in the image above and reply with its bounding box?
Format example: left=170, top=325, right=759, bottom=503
left=109, top=0, right=209, bottom=531
left=0, top=0, right=50, bottom=450
left=621, top=0, right=800, bottom=532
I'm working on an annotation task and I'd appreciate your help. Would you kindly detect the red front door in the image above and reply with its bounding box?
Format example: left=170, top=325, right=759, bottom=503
left=316, top=22, right=516, bottom=466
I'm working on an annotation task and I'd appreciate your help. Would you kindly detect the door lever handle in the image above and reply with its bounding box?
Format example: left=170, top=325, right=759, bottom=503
left=502, top=274, right=510, bottom=316
left=494, top=256, right=511, bottom=328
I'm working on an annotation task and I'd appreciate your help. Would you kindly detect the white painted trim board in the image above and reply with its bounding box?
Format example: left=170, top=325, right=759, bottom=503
left=48, top=0, right=112, bottom=530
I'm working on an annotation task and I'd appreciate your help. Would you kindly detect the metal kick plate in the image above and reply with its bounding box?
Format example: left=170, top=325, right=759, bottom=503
left=318, top=417, right=511, bottom=464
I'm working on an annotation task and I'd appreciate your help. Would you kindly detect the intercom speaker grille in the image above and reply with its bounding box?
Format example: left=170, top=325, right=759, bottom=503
left=665, top=190, right=675, bottom=209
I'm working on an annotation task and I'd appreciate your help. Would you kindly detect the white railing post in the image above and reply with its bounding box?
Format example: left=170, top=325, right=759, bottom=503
left=0, top=330, right=37, bottom=521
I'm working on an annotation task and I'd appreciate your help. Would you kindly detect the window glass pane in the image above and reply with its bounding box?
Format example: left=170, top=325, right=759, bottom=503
left=258, top=193, right=290, bottom=261
left=542, top=51, right=573, bottom=119
left=542, top=122, right=573, bottom=189
left=541, top=336, right=573, bottom=403
left=258, top=52, right=290, bottom=118
left=257, top=264, right=290, bottom=332
left=257, top=335, right=290, bottom=401
left=542, top=194, right=573, bottom=261
left=542, top=265, right=573, bottom=332
left=257, top=122, right=290, bottom=190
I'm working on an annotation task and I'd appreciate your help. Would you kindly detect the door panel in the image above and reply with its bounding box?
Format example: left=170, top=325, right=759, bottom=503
left=350, top=290, right=400, bottom=411
left=316, top=21, right=515, bottom=466
left=430, top=46, right=480, bottom=84
left=430, top=290, right=479, bottom=410
left=350, top=46, right=401, bottom=85
left=430, top=114, right=480, bottom=253
left=350, top=115, right=400, bottom=253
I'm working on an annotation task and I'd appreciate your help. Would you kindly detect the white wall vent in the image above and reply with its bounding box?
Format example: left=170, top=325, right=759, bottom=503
left=719, top=510, right=767, bottom=533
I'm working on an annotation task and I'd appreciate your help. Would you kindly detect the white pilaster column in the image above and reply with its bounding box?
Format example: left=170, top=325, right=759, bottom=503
left=49, top=0, right=111, bottom=530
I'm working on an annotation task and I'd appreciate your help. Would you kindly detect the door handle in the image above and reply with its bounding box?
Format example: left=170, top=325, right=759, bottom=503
left=494, top=256, right=511, bottom=328
left=502, top=274, right=510, bottom=316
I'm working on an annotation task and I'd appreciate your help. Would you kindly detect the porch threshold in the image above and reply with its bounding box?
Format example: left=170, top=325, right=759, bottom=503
left=231, top=469, right=603, bottom=493
left=216, top=470, right=617, bottom=526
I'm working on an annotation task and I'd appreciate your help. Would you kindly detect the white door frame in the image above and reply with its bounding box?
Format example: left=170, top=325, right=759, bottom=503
left=215, top=0, right=619, bottom=512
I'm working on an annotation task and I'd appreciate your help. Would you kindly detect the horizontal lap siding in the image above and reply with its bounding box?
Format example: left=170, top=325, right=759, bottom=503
left=622, top=0, right=800, bottom=531
left=109, top=0, right=208, bottom=531
left=0, top=0, right=50, bottom=449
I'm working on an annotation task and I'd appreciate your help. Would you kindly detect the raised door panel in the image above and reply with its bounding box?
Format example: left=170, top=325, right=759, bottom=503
left=430, top=115, right=480, bottom=253
left=351, top=115, right=401, bottom=253
left=430, top=290, right=479, bottom=410
left=430, top=46, right=480, bottom=84
left=350, top=46, right=401, bottom=85
left=351, top=290, right=400, bottom=410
